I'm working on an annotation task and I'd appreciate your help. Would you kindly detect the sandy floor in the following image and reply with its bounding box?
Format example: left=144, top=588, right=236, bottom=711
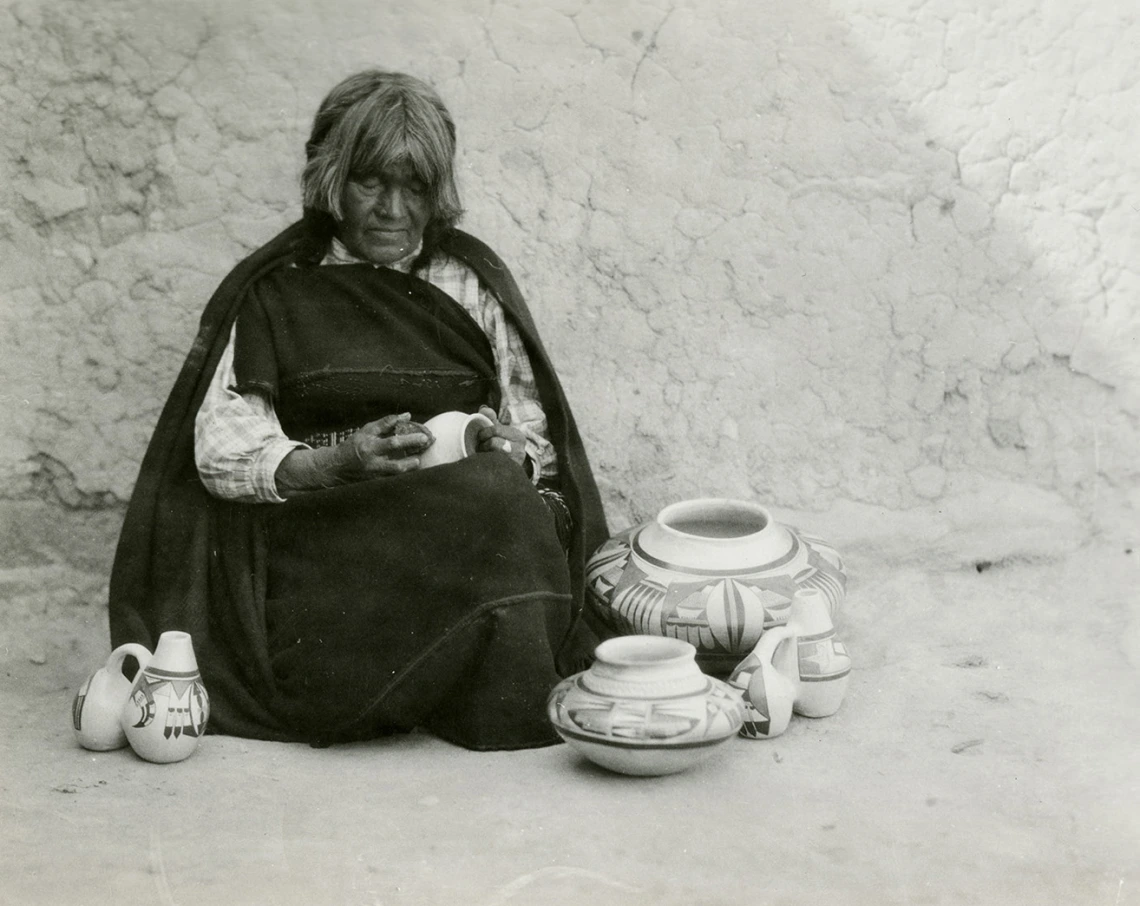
left=2, top=542, right=1138, bottom=906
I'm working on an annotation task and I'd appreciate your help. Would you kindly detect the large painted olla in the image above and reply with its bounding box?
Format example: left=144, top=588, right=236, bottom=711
left=586, top=499, right=846, bottom=675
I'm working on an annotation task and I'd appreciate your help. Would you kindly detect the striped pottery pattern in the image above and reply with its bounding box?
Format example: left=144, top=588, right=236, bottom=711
left=739, top=702, right=773, bottom=740
left=731, top=666, right=788, bottom=740
left=799, top=531, right=844, bottom=572
left=610, top=578, right=669, bottom=636
left=662, top=621, right=719, bottom=653
left=793, top=632, right=851, bottom=718
left=761, top=591, right=793, bottom=628
left=797, top=632, right=852, bottom=682
left=72, top=674, right=92, bottom=732
left=727, top=654, right=765, bottom=737
left=547, top=675, right=744, bottom=745
left=633, top=529, right=803, bottom=577
left=585, top=535, right=632, bottom=597
left=797, top=532, right=847, bottom=618
left=586, top=518, right=847, bottom=660
left=701, top=579, right=761, bottom=654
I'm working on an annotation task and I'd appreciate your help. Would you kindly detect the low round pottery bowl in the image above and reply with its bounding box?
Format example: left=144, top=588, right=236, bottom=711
left=586, top=498, right=847, bottom=675
left=547, top=635, right=744, bottom=776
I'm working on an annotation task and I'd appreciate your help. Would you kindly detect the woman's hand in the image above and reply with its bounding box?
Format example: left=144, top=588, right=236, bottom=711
left=276, top=413, right=434, bottom=496
left=475, top=406, right=527, bottom=469
left=335, top=413, right=434, bottom=479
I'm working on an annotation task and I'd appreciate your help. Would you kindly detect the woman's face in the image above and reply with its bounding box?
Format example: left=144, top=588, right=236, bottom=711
left=338, top=160, right=432, bottom=265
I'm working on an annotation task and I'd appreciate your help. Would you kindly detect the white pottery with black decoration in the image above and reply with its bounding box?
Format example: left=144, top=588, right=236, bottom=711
left=120, top=631, right=210, bottom=764
left=72, top=643, right=152, bottom=751
left=547, top=635, right=744, bottom=776
left=789, top=587, right=852, bottom=718
left=586, top=498, right=847, bottom=675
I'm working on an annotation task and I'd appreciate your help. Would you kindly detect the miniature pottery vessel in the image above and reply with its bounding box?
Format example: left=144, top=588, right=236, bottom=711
left=789, top=588, right=851, bottom=718
left=72, top=643, right=152, bottom=751
left=121, top=631, right=209, bottom=764
left=419, top=411, right=494, bottom=469
left=586, top=498, right=846, bottom=674
left=727, top=625, right=800, bottom=739
left=547, top=635, right=744, bottom=776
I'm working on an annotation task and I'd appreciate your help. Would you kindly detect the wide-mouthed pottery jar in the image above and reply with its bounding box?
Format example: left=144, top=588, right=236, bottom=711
left=586, top=499, right=846, bottom=675
left=546, top=635, right=744, bottom=776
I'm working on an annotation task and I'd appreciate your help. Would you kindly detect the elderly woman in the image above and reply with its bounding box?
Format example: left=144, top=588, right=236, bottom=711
left=109, top=70, right=608, bottom=750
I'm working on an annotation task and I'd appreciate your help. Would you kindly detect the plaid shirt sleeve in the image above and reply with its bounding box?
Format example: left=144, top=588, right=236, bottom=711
left=193, top=324, right=308, bottom=503
left=489, top=295, right=559, bottom=483
left=421, top=254, right=558, bottom=483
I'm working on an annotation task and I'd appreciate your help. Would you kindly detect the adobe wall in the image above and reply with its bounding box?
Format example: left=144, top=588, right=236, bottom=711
left=2, top=0, right=1136, bottom=606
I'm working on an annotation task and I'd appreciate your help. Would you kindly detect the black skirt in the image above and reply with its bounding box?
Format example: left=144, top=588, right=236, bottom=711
left=204, top=454, right=573, bottom=749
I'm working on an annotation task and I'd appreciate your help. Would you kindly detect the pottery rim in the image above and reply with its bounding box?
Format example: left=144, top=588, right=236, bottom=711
left=154, top=629, right=195, bottom=656
left=593, top=634, right=695, bottom=667
left=655, top=497, right=772, bottom=541
left=584, top=636, right=708, bottom=699
left=635, top=498, right=794, bottom=574
left=148, top=630, right=201, bottom=672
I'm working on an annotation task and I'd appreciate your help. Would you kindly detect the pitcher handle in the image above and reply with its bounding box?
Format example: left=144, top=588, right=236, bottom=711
left=728, top=624, right=800, bottom=686
left=105, top=643, right=152, bottom=681
left=755, top=625, right=799, bottom=682
left=729, top=624, right=801, bottom=741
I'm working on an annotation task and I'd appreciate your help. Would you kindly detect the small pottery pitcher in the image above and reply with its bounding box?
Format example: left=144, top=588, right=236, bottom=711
left=72, top=643, right=152, bottom=751
left=728, top=625, right=800, bottom=740
left=121, top=631, right=209, bottom=764
left=789, top=588, right=851, bottom=718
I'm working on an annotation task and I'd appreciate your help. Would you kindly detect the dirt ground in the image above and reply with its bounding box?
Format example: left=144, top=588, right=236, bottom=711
left=2, top=537, right=1137, bottom=906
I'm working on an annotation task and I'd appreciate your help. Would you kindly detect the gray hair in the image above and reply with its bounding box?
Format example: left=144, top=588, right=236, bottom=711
left=301, top=70, right=463, bottom=233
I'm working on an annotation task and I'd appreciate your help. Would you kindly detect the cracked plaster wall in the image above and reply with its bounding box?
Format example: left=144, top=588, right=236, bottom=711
left=1, top=0, right=1137, bottom=579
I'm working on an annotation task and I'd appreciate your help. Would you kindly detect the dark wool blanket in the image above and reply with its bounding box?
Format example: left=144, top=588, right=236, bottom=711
left=108, top=223, right=610, bottom=750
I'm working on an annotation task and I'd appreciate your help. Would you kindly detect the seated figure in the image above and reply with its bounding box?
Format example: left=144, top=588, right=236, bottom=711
left=109, top=69, right=609, bottom=750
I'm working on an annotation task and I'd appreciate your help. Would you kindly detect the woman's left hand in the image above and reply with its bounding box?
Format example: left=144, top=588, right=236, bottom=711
left=475, top=406, right=527, bottom=468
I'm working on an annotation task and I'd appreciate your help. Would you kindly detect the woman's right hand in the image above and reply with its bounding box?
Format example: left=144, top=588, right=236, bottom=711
left=334, top=413, right=434, bottom=479
left=275, top=413, right=434, bottom=496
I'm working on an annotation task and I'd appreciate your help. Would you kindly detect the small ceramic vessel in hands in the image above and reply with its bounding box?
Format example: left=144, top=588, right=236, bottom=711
left=121, top=631, right=209, bottom=764
left=547, top=635, right=745, bottom=776
left=72, top=643, right=153, bottom=751
left=418, top=411, right=494, bottom=469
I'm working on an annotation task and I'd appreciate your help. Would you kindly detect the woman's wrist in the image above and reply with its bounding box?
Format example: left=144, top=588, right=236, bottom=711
left=275, top=446, right=345, bottom=497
